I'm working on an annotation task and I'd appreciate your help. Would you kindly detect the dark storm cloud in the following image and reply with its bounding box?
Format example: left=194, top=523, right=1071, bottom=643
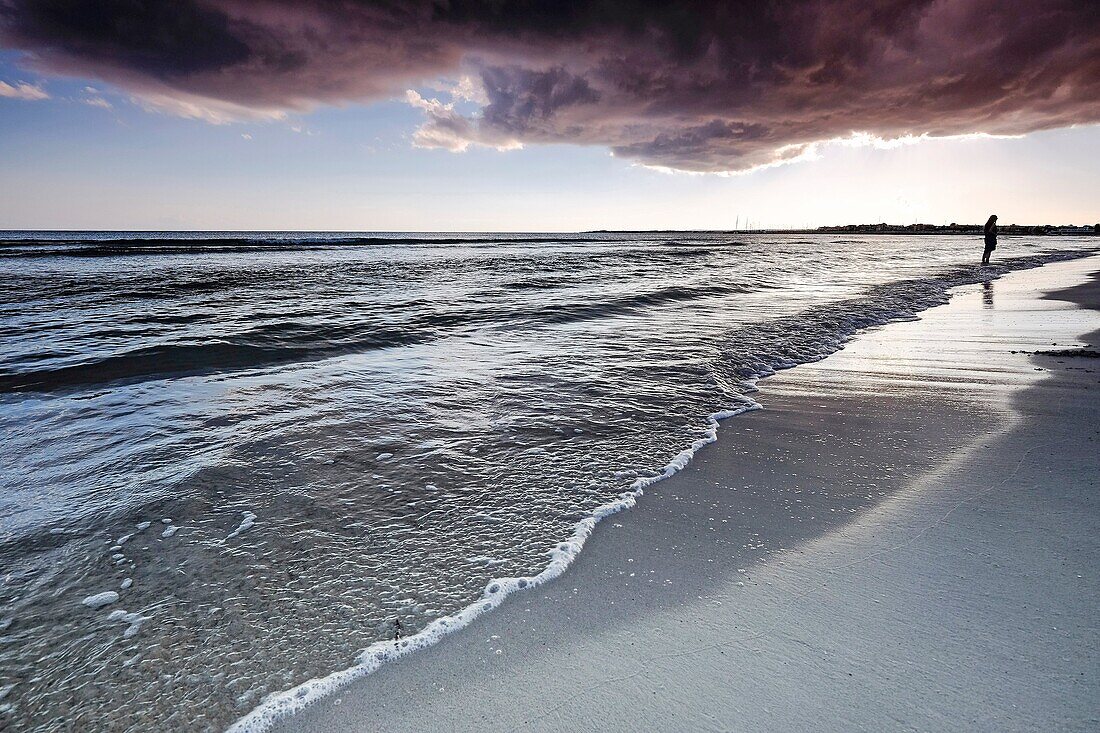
left=2, top=0, right=1098, bottom=171
left=7, top=0, right=251, bottom=76
left=480, top=66, right=600, bottom=133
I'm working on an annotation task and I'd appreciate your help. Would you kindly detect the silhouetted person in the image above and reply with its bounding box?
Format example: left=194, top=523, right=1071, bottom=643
left=982, top=214, right=998, bottom=265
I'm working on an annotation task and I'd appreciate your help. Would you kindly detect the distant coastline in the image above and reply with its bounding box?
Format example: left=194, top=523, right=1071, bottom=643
left=805, top=222, right=1099, bottom=235
left=588, top=223, right=1100, bottom=236
left=1, top=225, right=1097, bottom=238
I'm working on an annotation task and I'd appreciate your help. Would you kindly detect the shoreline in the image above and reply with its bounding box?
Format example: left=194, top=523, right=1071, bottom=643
left=262, top=256, right=1100, bottom=732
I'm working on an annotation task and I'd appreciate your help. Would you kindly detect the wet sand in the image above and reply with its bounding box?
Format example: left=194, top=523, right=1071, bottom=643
left=271, top=257, right=1100, bottom=733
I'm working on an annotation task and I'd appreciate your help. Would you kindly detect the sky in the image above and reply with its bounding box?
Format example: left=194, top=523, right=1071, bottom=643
left=0, top=0, right=1097, bottom=231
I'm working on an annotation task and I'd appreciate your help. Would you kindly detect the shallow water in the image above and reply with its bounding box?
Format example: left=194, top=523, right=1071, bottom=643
left=1, top=232, right=1096, bottom=731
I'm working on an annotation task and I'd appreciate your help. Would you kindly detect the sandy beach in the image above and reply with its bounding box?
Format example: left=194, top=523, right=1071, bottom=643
left=270, top=256, right=1100, bottom=733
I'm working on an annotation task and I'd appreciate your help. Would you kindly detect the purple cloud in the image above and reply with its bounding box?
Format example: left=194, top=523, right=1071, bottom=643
left=1, top=0, right=1097, bottom=171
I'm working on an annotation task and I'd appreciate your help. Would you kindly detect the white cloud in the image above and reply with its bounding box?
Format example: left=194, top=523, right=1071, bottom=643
left=450, top=75, right=489, bottom=105
left=241, top=133, right=253, bottom=140
left=831, top=130, right=1025, bottom=150
left=131, top=91, right=286, bottom=125
left=83, top=96, right=113, bottom=110
left=0, top=81, right=49, bottom=101
left=405, top=89, right=521, bottom=153
left=423, top=75, right=489, bottom=105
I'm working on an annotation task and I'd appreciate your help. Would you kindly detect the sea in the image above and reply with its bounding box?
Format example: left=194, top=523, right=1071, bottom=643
left=1, top=231, right=1096, bottom=731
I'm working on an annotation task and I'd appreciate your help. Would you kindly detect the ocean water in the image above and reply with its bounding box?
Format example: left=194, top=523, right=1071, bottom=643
left=0, top=232, right=1096, bottom=731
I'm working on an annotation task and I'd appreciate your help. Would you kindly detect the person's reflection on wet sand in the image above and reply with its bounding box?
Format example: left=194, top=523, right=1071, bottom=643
left=982, top=280, right=994, bottom=309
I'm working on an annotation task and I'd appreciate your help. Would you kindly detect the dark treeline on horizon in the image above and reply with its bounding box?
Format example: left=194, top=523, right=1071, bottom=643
left=808, top=223, right=1100, bottom=235
left=588, top=224, right=1100, bottom=235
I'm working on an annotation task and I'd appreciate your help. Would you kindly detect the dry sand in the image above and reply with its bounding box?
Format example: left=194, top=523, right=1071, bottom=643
left=273, top=257, right=1100, bottom=733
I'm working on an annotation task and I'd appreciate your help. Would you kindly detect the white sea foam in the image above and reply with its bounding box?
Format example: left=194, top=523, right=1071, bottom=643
left=136, top=521, right=152, bottom=531
left=225, top=511, right=257, bottom=541
left=107, top=609, right=149, bottom=638
left=81, top=592, right=119, bottom=609
left=161, top=525, right=179, bottom=538
left=123, top=615, right=148, bottom=638
left=226, top=398, right=760, bottom=733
